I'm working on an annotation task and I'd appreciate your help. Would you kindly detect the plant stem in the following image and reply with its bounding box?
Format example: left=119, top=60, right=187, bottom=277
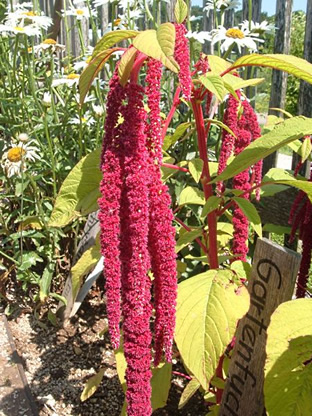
left=161, top=86, right=181, bottom=139
left=161, top=163, right=189, bottom=173
left=174, top=216, right=208, bottom=255
left=191, top=97, right=218, bottom=269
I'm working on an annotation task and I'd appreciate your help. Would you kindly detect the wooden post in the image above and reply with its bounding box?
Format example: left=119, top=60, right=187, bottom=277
left=263, top=0, right=293, bottom=174
left=219, top=238, right=301, bottom=416
left=203, top=2, right=214, bottom=55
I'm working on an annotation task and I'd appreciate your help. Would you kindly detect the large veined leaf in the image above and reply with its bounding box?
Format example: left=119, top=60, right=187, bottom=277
left=157, top=23, right=175, bottom=58
left=175, top=270, right=249, bottom=390
left=118, top=47, right=137, bottom=86
left=264, top=299, right=312, bottom=416
left=188, top=158, right=204, bottom=183
left=206, top=55, right=231, bottom=74
left=49, top=148, right=101, bottom=227
left=174, top=0, right=188, bottom=24
left=222, top=73, right=264, bottom=91
left=227, top=54, right=312, bottom=85
left=199, top=74, right=226, bottom=101
left=115, top=345, right=172, bottom=414
left=92, top=30, right=138, bottom=58
left=213, top=116, right=312, bottom=183
left=179, top=186, right=205, bottom=206
left=79, top=48, right=119, bottom=104
left=133, top=30, right=179, bottom=73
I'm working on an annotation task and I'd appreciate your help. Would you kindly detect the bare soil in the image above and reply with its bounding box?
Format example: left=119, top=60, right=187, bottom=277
left=0, top=283, right=207, bottom=416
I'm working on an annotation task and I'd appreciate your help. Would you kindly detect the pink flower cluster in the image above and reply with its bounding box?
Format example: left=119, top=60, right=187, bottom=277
left=289, top=166, right=312, bottom=298
left=218, top=96, right=262, bottom=261
left=174, top=23, right=192, bottom=101
left=98, top=58, right=177, bottom=415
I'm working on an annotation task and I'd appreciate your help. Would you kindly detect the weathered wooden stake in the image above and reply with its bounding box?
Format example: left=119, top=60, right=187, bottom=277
left=219, top=238, right=301, bottom=416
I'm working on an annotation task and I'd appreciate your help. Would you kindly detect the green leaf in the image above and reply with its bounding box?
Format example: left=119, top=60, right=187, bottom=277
left=299, top=137, right=311, bottom=163
left=50, top=293, right=67, bottom=305
left=230, top=260, right=252, bottom=280
left=163, top=122, right=192, bottom=150
left=229, top=54, right=312, bottom=85
left=18, top=251, right=43, bottom=271
left=179, top=186, right=205, bottom=206
left=133, top=30, right=179, bottom=73
left=175, top=228, right=203, bottom=253
left=49, top=148, right=102, bottom=227
left=39, top=262, right=55, bottom=303
left=115, top=345, right=172, bottom=413
left=199, top=74, right=226, bottom=101
left=206, top=118, right=237, bottom=139
left=264, top=299, right=312, bottom=416
left=222, top=74, right=264, bottom=93
left=188, top=158, right=203, bottom=183
left=175, top=270, right=249, bottom=390
left=213, top=116, right=312, bottom=183
left=157, top=23, right=175, bottom=58
left=206, top=55, right=231, bottom=74
left=80, top=368, right=105, bottom=402
left=79, top=48, right=119, bottom=104
left=174, top=0, right=188, bottom=24
left=92, top=30, right=138, bottom=58
left=232, top=197, right=262, bottom=237
left=178, top=378, right=200, bottom=409
left=269, top=107, right=293, bottom=118
left=201, top=196, right=221, bottom=218
left=262, top=224, right=292, bottom=234
left=118, top=47, right=137, bottom=86
left=71, top=235, right=101, bottom=299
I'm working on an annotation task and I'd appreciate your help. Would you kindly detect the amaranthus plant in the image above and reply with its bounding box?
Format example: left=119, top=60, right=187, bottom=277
left=48, top=0, right=312, bottom=414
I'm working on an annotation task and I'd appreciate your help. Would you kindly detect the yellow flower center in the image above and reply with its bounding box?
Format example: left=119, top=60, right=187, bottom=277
left=81, top=117, right=87, bottom=123
left=43, top=38, right=57, bottom=45
left=7, top=147, right=26, bottom=162
left=113, top=18, right=121, bottom=26
left=226, top=28, right=245, bottom=39
left=22, top=11, right=36, bottom=16
left=76, top=9, right=84, bottom=15
left=66, top=73, right=80, bottom=79
left=14, top=26, right=25, bottom=32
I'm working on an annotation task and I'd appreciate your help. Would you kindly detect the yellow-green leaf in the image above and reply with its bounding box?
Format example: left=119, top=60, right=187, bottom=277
left=188, top=158, right=203, bottom=183
left=163, top=122, right=192, bottom=150
left=222, top=73, right=264, bottom=91
left=179, top=186, right=205, bottom=206
left=199, top=73, right=226, bottom=101
left=269, top=107, right=293, bottom=118
left=201, top=196, right=221, bottom=218
left=133, top=30, right=179, bottom=73
left=79, top=48, right=118, bottom=104
left=157, top=23, right=175, bottom=58
left=175, top=270, right=249, bottom=390
left=299, top=136, right=312, bottom=163
left=206, top=55, right=231, bottom=74
left=232, top=197, right=262, bottom=237
left=213, top=116, right=312, bottom=183
left=71, top=235, right=101, bottom=299
left=80, top=368, right=105, bottom=402
left=49, top=148, right=101, bottom=227
left=178, top=378, right=200, bottom=409
left=92, top=30, right=138, bottom=58
left=229, top=54, right=312, bottom=85
left=174, top=0, right=188, bottom=24
left=118, top=47, right=137, bottom=86
left=176, top=228, right=203, bottom=253
left=264, top=299, right=312, bottom=416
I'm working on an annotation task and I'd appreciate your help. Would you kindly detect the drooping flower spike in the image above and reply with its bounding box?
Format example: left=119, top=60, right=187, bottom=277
left=174, top=23, right=192, bottom=101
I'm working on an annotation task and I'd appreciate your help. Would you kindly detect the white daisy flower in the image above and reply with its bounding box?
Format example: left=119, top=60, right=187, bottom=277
left=52, top=73, right=80, bottom=87
left=69, top=112, right=96, bottom=126
left=42, top=92, right=52, bottom=107
left=93, top=104, right=105, bottom=116
left=1, top=140, right=40, bottom=178
left=240, top=20, right=276, bottom=35
left=186, top=30, right=211, bottom=44
left=33, top=38, right=65, bottom=53
left=64, top=6, right=93, bottom=20
left=211, top=25, right=264, bottom=53
left=0, top=23, right=40, bottom=36
left=204, top=0, right=240, bottom=11
left=189, top=15, right=203, bottom=22
left=5, top=9, right=52, bottom=30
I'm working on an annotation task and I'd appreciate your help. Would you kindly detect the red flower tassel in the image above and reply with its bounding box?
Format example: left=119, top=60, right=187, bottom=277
left=174, top=23, right=192, bottom=101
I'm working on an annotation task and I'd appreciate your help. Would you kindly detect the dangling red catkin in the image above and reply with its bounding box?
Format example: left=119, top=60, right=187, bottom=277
left=145, top=58, right=177, bottom=366
left=98, top=70, right=126, bottom=349
left=289, top=166, right=312, bottom=298
left=174, top=23, right=192, bottom=101
left=119, top=82, right=152, bottom=416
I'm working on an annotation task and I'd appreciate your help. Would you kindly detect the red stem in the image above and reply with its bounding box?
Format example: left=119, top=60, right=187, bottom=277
left=161, top=162, right=189, bottom=173
left=130, top=52, right=147, bottom=83
left=215, top=354, right=225, bottom=404
left=172, top=371, right=192, bottom=380
left=161, top=86, right=181, bottom=139
left=191, top=97, right=219, bottom=269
